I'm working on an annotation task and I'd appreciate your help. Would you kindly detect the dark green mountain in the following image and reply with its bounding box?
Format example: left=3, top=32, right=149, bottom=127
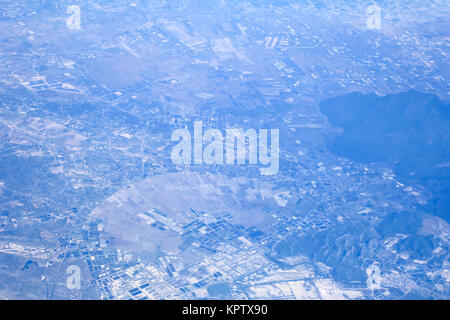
left=320, top=91, right=450, bottom=221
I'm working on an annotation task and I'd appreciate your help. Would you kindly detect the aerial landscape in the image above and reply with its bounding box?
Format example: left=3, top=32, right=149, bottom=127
left=0, top=0, right=448, bottom=300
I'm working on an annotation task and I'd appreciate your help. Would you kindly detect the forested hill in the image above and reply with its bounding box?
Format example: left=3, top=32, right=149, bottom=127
left=320, top=91, right=450, bottom=222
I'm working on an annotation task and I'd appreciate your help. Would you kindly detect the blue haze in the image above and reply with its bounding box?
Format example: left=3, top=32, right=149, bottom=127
left=0, top=0, right=448, bottom=300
